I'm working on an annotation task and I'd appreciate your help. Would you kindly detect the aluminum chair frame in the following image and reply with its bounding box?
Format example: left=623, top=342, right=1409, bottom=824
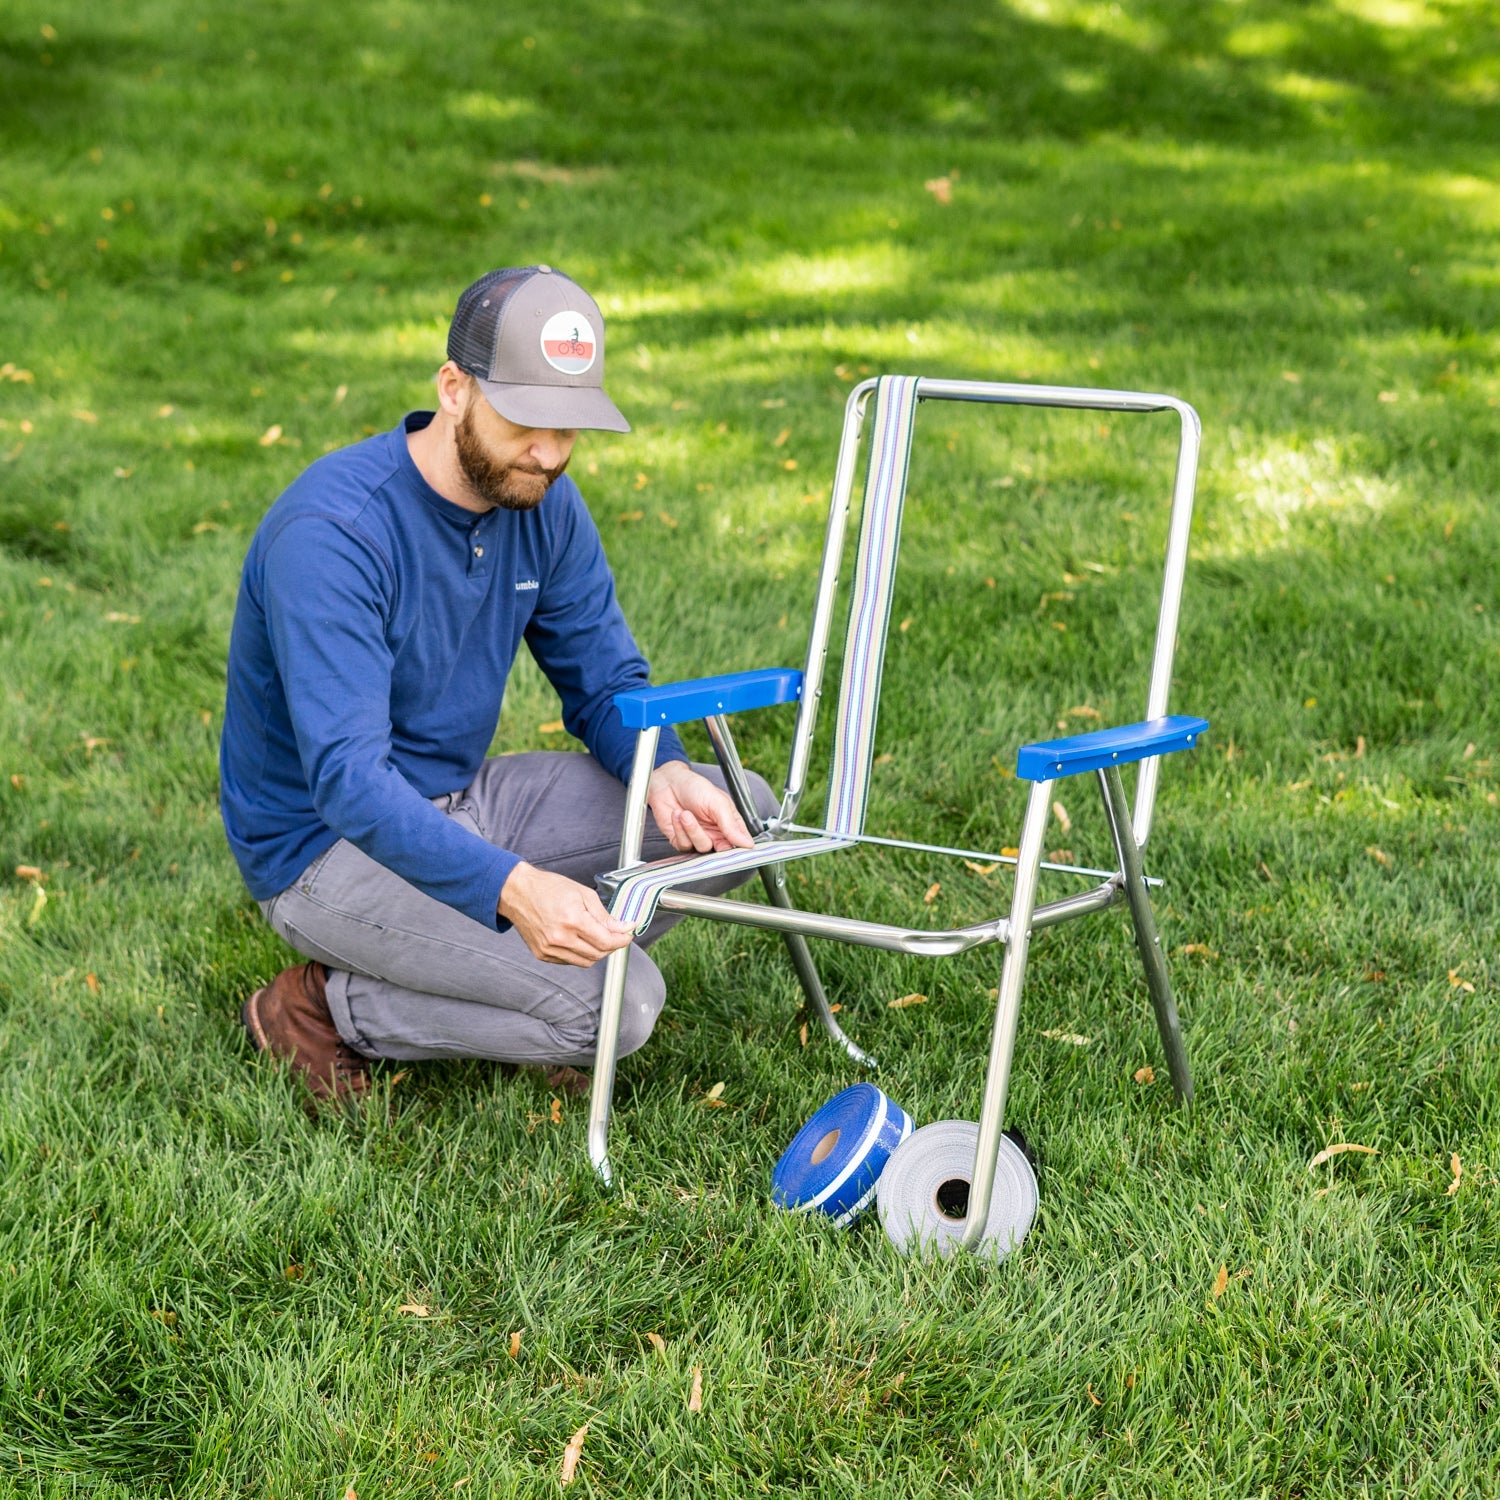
left=588, top=375, right=1206, bottom=1255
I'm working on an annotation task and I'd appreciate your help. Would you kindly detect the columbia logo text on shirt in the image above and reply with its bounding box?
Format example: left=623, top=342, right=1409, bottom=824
left=515, top=579, right=540, bottom=592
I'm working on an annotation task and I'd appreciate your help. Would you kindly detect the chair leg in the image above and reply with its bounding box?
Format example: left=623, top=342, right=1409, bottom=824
left=960, top=778, right=1053, bottom=1253
left=588, top=726, right=660, bottom=1188
left=1098, top=766, right=1193, bottom=1104
left=757, top=864, right=876, bottom=1068
left=586, top=944, right=633, bottom=1187
left=705, top=711, right=875, bottom=1067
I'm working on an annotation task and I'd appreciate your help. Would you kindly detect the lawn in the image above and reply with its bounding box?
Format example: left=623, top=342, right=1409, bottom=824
left=2, top=0, right=1499, bottom=1494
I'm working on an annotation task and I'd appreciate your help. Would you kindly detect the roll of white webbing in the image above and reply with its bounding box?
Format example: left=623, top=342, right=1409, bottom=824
left=876, top=1119, right=1037, bottom=1261
left=771, top=1083, right=914, bottom=1227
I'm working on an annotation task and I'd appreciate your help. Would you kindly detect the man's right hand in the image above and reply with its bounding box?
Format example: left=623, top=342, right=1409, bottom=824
left=498, top=862, right=637, bottom=967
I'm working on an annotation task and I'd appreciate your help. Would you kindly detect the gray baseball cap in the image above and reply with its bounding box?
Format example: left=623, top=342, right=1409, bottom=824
left=446, top=265, right=630, bottom=433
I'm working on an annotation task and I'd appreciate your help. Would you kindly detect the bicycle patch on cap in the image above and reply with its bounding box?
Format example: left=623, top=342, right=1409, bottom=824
left=539, top=311, right=597, bottom=375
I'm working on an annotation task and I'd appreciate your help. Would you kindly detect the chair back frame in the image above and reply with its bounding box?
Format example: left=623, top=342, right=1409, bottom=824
left=780, top=376, right=1202, bottom=853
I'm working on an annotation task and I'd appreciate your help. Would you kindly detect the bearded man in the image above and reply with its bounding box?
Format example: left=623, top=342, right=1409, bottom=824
left=220, top=266, right=773, bottom=1106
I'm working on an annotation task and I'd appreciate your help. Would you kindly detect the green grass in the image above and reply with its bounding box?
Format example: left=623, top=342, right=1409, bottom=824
left=3, top=0, right=1499, bottom=1493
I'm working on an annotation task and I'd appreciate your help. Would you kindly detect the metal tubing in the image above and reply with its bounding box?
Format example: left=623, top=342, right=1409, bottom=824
left=782, top=822, right=1157, bottom=885
left=1134, top=399, right=1201, bottom=850
left=704, top=714, right=873, bottom=1065
left=587, top=727, right=660, bottom=1186
left=915, top=378, right=1189, bottom=415
left=1031, top=879, right=1122, bottom=931
left=961, top=780, right=1054, bottom=1252
left=653, top=874, right=1119, bottom=953
left=704, top=715, right=764, bottom=833
left=1098, top=767, right=1193, bottom=1104
left=655, top=888, right=1008, bottom=955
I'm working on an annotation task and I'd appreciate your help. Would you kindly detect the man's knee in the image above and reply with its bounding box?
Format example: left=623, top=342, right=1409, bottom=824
left=614, top=953, right=667, bottom=1057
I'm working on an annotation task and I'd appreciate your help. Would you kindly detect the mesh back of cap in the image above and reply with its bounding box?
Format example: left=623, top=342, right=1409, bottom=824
left=447, top=267, right=541, bottom=377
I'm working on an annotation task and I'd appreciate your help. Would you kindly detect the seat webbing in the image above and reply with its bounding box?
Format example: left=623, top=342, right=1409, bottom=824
left=824, top=375, right=921, bottom=837
left=607, top=835, right=856, bottom=929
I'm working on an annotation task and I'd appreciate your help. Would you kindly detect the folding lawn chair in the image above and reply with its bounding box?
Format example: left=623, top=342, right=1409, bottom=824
left=590, top=375, right=1207, bottom=1256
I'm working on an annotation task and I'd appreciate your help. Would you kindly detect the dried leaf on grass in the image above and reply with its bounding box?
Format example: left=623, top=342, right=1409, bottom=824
left=15, top=865, right=45, bottom=882
left=85, top=973, right=99, bottom=993
left=345, top=1487, right=358, bottom=1500
left=688, top=1366, right=703, bottom=1412
left=509, top=1329, right=522, bottom=1358
left=397, top=1303, right=430, bottom=1317
left=537, top=720, right=565, bottom=735
left=1447, top=1153, right=1462, bottom=1196
left=647, top=1331, right=666, bottom=1354
left=963, top=860, right=1000, bottom=875
left=1448, top=970, right=1475, bottom=993
left=1366, top=846, right=1390, bottom=867
left=1307, top=1142, right=1378, bottom=1171
left=889, top=992, right=928, bottom=1009
left=798, top=1022, right=808, bottom=1048
left=1086, top=1382, right=1102, bottom=1407
left=922, top=881, right=940, bottom=904
left=1052, top=801, right=1071, bottom=833
left=560, top=1424, right=588, bottom=1486
left=550, top=1097, right=562, bottom=1125
left=1133, top=1065, right=1155, bottom=1085
left=1178, top=943, right=1218, bottom=958
left=924, top=176, right=953, bottom=205
left=702, top=1080, right=728, bottom=1107
left=1040, top=1029, right=1091, bottom=1047
left=258, top=424, right=282, bottom=447
left=1211, top=1264, right=1228, bottom=1300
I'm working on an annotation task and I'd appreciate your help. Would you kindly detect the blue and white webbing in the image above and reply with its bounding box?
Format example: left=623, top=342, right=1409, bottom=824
left=825, top=375, right=921, bottom=837
left=607, top=834, right=854, bottom=931
left=772, top=1083, right=915, bottom=1227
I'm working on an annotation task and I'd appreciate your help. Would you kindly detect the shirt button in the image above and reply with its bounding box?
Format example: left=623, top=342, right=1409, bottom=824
left=474, top=545, right=484, bottom=557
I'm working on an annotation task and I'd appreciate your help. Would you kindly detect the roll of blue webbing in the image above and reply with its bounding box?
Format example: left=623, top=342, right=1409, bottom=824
left=771, top=1083, right=914, bottom=1227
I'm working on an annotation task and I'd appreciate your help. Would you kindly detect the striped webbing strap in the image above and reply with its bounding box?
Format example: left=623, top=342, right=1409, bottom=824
left=607, top=835, right=856, bottom=930
left=825, top=375, right=921, bottom=837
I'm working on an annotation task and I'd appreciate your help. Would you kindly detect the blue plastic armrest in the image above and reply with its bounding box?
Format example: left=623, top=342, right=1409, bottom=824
left=614, top=668, right=804, bottom=729
left=1015, top=715, right=1210, bottom=781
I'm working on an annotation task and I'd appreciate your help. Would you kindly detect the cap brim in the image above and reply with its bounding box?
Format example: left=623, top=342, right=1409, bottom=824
left=476, top=378, right=631, bottom=434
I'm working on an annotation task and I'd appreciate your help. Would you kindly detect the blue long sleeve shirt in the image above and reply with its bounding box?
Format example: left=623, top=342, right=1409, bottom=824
left=219, top=413, right=686, bottom=928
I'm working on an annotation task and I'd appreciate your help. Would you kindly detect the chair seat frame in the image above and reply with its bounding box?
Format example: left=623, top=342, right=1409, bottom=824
left=587, top=376, right=1205, bottom=1254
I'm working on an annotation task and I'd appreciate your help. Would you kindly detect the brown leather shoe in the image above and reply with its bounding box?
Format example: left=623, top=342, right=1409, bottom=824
left=242, top=961, right=371, bottom=1108
left=543, top=1064, right=590, bottom=1097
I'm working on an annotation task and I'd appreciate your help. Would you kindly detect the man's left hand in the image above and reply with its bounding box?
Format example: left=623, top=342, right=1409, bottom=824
left=646, top=761, right=756, bottom=854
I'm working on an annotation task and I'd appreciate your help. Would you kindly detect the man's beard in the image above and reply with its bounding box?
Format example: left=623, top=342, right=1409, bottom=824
left=454, top=403, right=568, bottom=511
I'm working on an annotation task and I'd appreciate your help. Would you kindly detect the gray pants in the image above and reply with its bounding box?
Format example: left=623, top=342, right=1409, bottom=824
left=259, top=752, right=776, bottom=1066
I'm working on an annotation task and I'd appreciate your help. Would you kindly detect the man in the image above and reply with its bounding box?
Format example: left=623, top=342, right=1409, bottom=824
left=221, top=265, right=774, bottom=1106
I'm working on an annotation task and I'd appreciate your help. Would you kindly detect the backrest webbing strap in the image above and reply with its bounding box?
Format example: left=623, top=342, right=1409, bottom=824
left=825, top=375, right=920, bottom=837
